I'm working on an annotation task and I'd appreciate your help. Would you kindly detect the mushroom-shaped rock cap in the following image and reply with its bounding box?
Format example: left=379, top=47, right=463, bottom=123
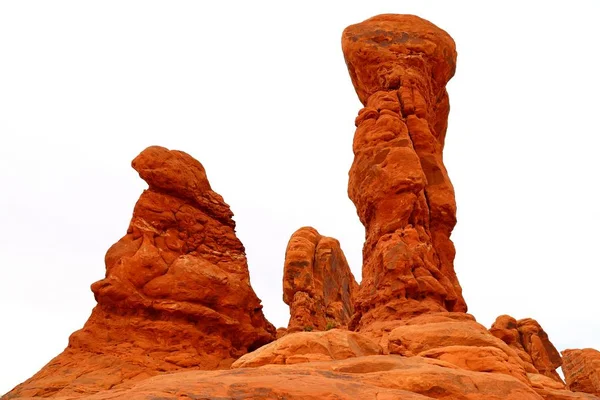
left=132, top=146, right=212, bottom=200
left=342, top=14, right=457, bottom=104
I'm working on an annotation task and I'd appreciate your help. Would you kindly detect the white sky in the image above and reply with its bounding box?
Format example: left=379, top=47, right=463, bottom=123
left=1, top=1, right=599, bottom=394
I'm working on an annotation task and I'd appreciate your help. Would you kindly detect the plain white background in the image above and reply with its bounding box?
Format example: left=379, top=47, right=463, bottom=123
left=1, top=1, right=599, bottom=394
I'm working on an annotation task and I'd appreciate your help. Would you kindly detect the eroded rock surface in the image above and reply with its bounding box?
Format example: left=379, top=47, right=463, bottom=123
left=355, top=312, right=531, bottom=384
left=5, top=146, right=275, bottom=398
left=69, top=356, right=545, bottom=400
left=562, top=348, right=600, bottom=396
left=283, top=227, right=358, bottom=332
left=490, top=315, right=563, bottom=382
left=4, top=13, right=600, bottom=400
left=231, top=329, right=381, bottom=368
left=343, top=14, right=467, bottom=330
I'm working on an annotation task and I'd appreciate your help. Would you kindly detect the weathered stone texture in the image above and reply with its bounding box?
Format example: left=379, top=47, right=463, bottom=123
left=283, top=227, right=358, bottom=332
left=343, top=14, right=466, bottom=330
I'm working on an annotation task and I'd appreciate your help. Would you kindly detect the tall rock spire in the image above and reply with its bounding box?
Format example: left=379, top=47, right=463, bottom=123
left=342, top=15, right=467, bottom=330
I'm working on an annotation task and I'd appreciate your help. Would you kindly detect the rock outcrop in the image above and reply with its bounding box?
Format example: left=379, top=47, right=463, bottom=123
left=231, top=329, right=381, bottom=368
left=5, top=146, right=275, bottom=398
left=563, top=348, right=600, bottom=396
left=283, top=227, right=358, bottom=332
left=356, top=312, right=531, bottom=384
left=54, top=356, right=547, bottom=400
left=491, top=315, right=563, bottom=382
left=343, top=14, right=467, bottom=330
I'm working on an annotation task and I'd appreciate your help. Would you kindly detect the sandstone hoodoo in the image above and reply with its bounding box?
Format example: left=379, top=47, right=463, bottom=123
left=6, top=146, right=275, bottom=398
left=283, top=227, right=358, bottom=333
left=342, top=14, right=466, bottom=330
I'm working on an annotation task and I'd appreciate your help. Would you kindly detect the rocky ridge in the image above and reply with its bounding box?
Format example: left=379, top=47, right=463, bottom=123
left=4, top=14, right=599, bottom=400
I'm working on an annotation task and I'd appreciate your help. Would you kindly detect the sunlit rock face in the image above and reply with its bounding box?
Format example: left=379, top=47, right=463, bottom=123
left=342, top=14, right=466, bottom=330
left=5, top=146, right=275, bottom=398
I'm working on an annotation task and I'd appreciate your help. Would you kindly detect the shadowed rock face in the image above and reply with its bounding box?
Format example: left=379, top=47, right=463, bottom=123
left=5, top=146, right=275, bottom=398
left=563, top=348, right=600, bottom=396
left=283, top=227, right=358, bottom=332
left=342, top=14, right=466, bottom=330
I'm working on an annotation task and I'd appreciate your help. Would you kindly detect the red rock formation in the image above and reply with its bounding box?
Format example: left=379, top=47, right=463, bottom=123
left=490, top=315, right=541, bottom=374
left=283, top=227, right=358, bottom=332
left=490, top=315, right=563, bottom=382
left=355, top=312, right=531, bottom=384
left=5, top=14, right=600, bottom=400
left=5, top=146, right=275, bottom=398
left=563, top=348, right=600, bottom=396
left=342, top=14, right=466, bottom=330
left=231, top=329, right=382, bottom=368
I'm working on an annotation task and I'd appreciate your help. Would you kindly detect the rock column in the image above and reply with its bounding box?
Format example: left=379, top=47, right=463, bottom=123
left=342, top=15, right=467, bottom=329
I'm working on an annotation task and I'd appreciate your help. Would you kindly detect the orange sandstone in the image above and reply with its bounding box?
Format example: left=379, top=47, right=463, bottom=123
left=491, top=315, right=563, bottom=382
left=562, top=348, right=600, bottom=396
left=343, top=14, right=466, bottom=330
left=5, top=146, right=275, bottom=398
left=4, top=14, right=600, bottom=400
left=283, top=227, right=358, bottom=332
